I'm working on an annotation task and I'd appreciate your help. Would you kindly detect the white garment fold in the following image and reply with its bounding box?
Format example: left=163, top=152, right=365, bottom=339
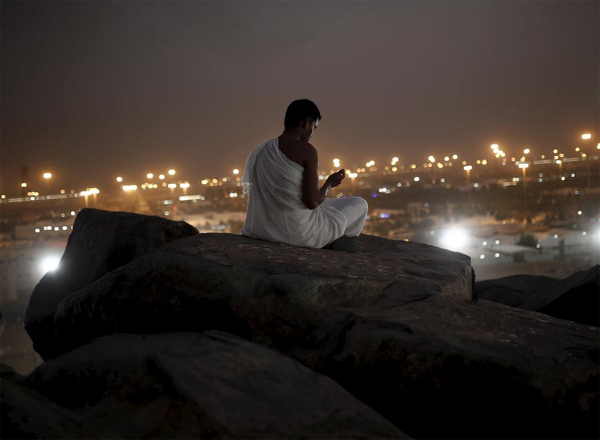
left=241, top=138, right=368, bottom=248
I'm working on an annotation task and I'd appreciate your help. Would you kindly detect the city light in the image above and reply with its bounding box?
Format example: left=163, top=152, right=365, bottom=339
left=159, top=174, right=165, bottom=180
left=179, top=182, right=190, bottom=189
left=168, top=183, right=177, bottom=189
left=233, top=169, right=240, bottom=175
left=116, top=177, right=123, bottom=182
left=463, top=165, right=472, bottom=171
left=581, top=133, right=591, bottom=140
left=428, top=156, right=435, bottom=163
left=168, top=169, right=176, bottom=176
left=21, top=183, right=27, bottom=188
left=147, top=173, right=154, bottom=179
left=122, top=185, right=138, bottom=192
left=518, top=163, right=529, bottom=169
left=39, top=256, right=60, bottom=274
left=79, top=188, right=100, bottom=196
left=43, top=172, right=52, bottom=179
left=523, top=148, right=530, bottom=154
left=491, top=144, right=499, bottom=150
left=439, top=227, right=470, bottom=252
left=333, top=158, right=340, bottom=168
left=452, top=154, right=458, bottom=160
left=413, top=176, right=420, bottom=182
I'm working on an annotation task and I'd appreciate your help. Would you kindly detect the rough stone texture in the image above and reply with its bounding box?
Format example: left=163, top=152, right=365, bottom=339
left=4, top=332, right=405, bottom=439
left=520, top=265, right=599, bottom=327
left=25, top=208, right=198, bottom=360
left=1, top=364, right=88, bottom=439
left=476, top=274, right=559, bottom=307
left=50, top=232, right=598, bottom=439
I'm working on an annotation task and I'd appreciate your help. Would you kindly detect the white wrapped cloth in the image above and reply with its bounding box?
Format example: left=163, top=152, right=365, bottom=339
left=241, top=138, right=368, bottom=248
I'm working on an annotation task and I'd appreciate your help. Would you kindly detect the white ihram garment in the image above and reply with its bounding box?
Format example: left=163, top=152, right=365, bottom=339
left=241, top=138, right=368, bottom=248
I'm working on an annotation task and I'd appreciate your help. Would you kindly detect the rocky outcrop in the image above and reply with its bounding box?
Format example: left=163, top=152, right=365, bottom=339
left=476, top=274, right=559, bottom=307
left=477, top=266, right=599, bottom=326
left=520, top=265, right=599, bottom=327
left=3, top=332, right=405, bottom=439
left=17, top=210, right=599, bottom=439
left=25, top=208, right=198, bottom=360
left=49, top=233, right=597, bottom=439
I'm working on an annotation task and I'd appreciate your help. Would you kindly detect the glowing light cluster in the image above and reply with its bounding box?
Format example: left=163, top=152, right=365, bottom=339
left=439, top=227, right=470, bottom=252
left=79, top=188, right=99, bottom=196
left=39, top=256, right=61, bottom=274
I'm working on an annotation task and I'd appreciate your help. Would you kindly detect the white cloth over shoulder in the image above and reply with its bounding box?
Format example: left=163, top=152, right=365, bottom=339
left=241, top=138, right=368, bottom=248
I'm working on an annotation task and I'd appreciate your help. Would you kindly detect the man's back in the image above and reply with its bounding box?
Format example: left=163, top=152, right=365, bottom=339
left=277, top=135, right=310, bottom=168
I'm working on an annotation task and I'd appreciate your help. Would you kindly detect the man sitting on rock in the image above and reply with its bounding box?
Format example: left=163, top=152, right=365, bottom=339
left=241, top=99, right=368, bottom=251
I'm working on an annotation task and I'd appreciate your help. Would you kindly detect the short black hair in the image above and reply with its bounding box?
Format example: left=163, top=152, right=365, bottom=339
left=284, top=99, right=322, bottom=129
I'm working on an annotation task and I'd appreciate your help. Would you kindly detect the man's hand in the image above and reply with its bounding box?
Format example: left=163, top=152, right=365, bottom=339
left=326, top=169, right=346, bottom=188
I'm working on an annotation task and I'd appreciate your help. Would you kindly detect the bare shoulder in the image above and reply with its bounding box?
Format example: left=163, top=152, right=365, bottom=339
left=300, top=142, right=318, bottom=161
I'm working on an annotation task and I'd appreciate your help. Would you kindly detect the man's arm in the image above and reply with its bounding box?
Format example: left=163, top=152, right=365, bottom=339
left=302, top=144, right=344, bottom=210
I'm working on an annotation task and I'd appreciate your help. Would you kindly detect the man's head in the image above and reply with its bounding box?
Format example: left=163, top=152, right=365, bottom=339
left=284, top=99, right=321, bottom=142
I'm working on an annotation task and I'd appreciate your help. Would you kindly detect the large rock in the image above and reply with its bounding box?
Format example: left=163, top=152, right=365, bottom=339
left=476, top=274, right=559, bottom=307
left=51, top=231, right=598, bottom=439
left=1, top=363, right=88, bottom=439
left=520, top=265, right=599, bottom=327
left=5, top=332, right=406, bottom=439
left=25, top=208, right=198, bottom=360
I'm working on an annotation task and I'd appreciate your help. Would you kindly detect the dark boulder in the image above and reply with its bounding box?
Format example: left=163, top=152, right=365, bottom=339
left=476, top=274, right=559, bottom=307
left=1, top=363, right=87, bottom=439
left=520, top=265, right=599, bottom=327
left=50, top=231, right=598, bottom=439
left=7, top=332, right=406, bottom=439
left=25, top=208, right=198, bottom=360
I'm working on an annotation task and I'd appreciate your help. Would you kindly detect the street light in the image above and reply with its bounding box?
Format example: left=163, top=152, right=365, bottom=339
left=580, top=133, right=593, bottom=189
left=464, top=165, right=473, bottom=206
left=519, top=163, right=529, bottom=224
left=43, top=172, right=52, bottom=195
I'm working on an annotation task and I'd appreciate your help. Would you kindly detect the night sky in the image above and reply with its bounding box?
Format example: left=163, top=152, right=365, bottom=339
left=2, top=0, right=598, bottom=194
